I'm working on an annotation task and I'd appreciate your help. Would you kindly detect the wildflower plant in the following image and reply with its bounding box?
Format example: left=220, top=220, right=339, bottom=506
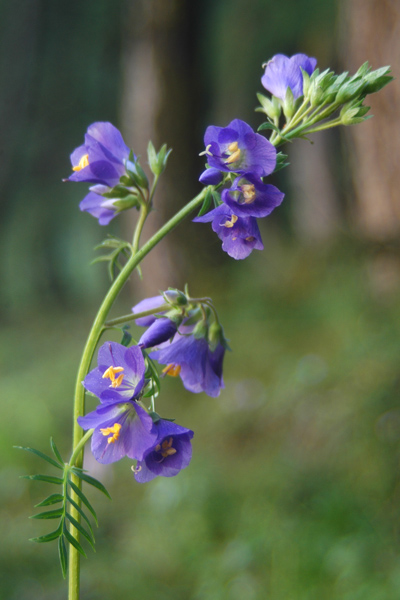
left=18, top=53, right=392, bottom=599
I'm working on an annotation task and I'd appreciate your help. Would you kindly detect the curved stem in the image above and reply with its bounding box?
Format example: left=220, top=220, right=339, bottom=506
left=105, top=304, right=170, bottom=328
left=67, top=186, right=207, bottom=600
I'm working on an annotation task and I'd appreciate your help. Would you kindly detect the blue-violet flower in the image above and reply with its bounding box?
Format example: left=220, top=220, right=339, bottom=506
left=221, top=173, right=284, bottom=218
left=194, top=204, right=263, bottom=260
left=201, top=119, right=276, bottom=179
left=261, top=53, right=317, bottom=100
left=133, top=419, right=194, bottom=482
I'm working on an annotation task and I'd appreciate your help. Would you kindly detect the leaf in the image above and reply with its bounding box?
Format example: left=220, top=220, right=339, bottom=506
left=257, top=121, right=279, bottom=133
left=67, top=492, right=96, bottom=536
left=67, top=480, right=98, bottom=526
left=63, top=526, right=87, bottom=558
left=30, top=508, right=64, bottom=520
left=70, top=469, right=111, bottom=499
left=21, top=474, right=64, bottom=485
left=50, top=438, right=64, bottom=465
left=66, top=513, right=95, bottom=551
left=120, top=326, right=132, bottom=347
left=14, top=446, right=64, bottom=470
left=35, top=493, right=64, bottom=507
left=58, top=536, right=68, bottom=579
left=30, top=523, right=62, bottom=543
left=197, top=188, right=213, bottom=217
left=273, top=161, right=290, bottom=173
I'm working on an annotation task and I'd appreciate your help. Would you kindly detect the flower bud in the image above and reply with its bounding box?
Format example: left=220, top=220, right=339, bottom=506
left=163, top=289, right=188, bottom=306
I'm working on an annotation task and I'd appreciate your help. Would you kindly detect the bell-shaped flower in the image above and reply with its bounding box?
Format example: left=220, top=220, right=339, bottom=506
left=202, top=119, right=276, bottom=178
left=194, top=204, right=263, bottom=260
left=67, top=122, right=131, bottom=187
left=83, top=342, right=146, bottom=405
left=138, top=317, right=178, bottom=349
left=133, top=418, right=194, bottom=482
left=261, top=53, right=317, bottom=100
left=222, top=173, right=284, bottom=218
left=78, top=400, right=157, bottom=464
left=150, top=324, right=225, bottom=397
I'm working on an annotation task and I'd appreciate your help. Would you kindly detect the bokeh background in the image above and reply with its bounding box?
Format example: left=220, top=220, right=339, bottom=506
left=2, top=0, right=400, bottom=598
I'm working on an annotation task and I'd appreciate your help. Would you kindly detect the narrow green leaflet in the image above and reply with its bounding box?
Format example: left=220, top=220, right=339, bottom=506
left=50, top=438, right=64, bottom=465
left=35, top=493, right=64, bottom=507
left=67, top=479, right=99, bottom=526
left=197, top=188, right=213, bottom=217
left=66, top=492, right=96, bottom=537
left=70, top=469, right=112, bottom=499
left=58, top=536, right=68, bottom=579
left=63, top=526, right=87, bottom=559
left=66, top=513, right=95, bottom=551
left=30, top=508, right=64, bottom=520
left=15, top=446, right=63, bottom=470
left=21, top=474, right=64, bottom=485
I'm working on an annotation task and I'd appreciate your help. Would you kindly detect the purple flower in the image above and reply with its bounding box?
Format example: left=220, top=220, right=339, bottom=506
left=150, top=332, right=225, bottom=397
left=203, top=119, right=276, bottom=178
left=138, top=317, right=178, bottom=349
left=133, top=419, right=194, bottom=482
left=221, top=173, right=284, bottom=218
left=261, top=53, right=317, bottom=100
left=131, top=295, right=166, bottom=327
left=67, top=122, right=131, bottom=187
left=83, top=342, right=146, bottom=405
left=199, top=167, right=224, bottom=186
left=194, top=204, right=263, bottom=260
left=79, top=184, right=121, bottom=225
left=78, top=400, right=157, bottom=464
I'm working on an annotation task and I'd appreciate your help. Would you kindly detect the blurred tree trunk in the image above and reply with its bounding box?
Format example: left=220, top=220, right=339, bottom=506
left=339, top=0, right=400, bottom=240
left=121, top=0, right=200, bottom=299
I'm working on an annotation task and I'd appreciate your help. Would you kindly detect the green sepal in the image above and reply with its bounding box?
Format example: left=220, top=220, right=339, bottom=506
left=212, top=190, right=221, bottom=207
left=21, top=474, right=64, bottom=485
left=58, top=536, right=68, bottom=579
left=66, top=513, right=95, bottom=551
left=63, top=525, right=87, bottom=558
left=70, top=469, right=111, bottom=499
left=197, top=187, right=213, bottom=217
left=30, top=523, right=62, bottom=543
left=283, top=86, right=295, bottom=118
left=35, top=493, right=64, bottom=508
left=30, top=508, right=64, bottom=520
left=126, top=155, right=149, bottom=190
left=147, top=141, right=172, bottom=176
left=149, top=411, right=175, bottom=423
left=67, top=479, right=98, bottom=526
left=256, top=93, right=281, bottom=119
left=15, top=446, right=64, bottom=470
left=274, top=152, right=289, bottom=173
left=257, top=121, right=280, bottom=133
left=50, top=438, right=64, bottom=465
left=163, top=288, right=188, bottom=306
left=120, top=326, right=132, bottom=347
left=335, top=76, right=365, bottom=104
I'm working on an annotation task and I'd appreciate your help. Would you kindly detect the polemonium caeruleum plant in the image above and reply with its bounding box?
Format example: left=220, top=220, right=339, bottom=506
left=18, top=54, right=392, bottom=599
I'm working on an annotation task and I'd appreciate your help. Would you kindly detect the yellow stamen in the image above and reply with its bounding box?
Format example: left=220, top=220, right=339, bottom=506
left=156, top=437, right=177, bottom=458
left=223, top=214, right=238, bottom=228
left=245, top=236, right=255, bottom=242
left=102, top=365, right=125, bottom=388
left=162, top=364, right=181, bottom=377
left=100, top=422, right=122, bottom=444
left=241, top=184, right=256, bottom=203
left=72, top=153, right=89, bottom=172
left=225, top=141, right=241, bottom=164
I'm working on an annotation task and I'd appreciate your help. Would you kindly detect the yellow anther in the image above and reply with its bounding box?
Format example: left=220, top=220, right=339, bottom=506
left=245, top=236, right=255, bottom=242
left=103, top=365, right=124, bottom=388
left=155, top=437, right=177, bottom=458
left=100, top=422, right=122, bottom=444
left=225, top=141, right=241, bottom=164
left=72, top=153, right=89, bottom=172
left=162, top=364, right=181, bottom=377
left=223, top=214, right=238, bottom=228
left=241, top=184, right=256, bottom=203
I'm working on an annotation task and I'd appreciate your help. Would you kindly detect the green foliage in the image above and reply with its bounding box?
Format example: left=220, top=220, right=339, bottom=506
left=17, top=440, right=110, bottom=578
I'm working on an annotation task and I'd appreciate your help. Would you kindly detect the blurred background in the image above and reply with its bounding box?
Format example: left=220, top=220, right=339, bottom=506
left=2, top=0, right=400, bottom=598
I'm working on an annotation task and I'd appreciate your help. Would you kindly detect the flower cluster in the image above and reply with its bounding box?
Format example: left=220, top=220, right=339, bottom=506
left=78, top=342, right=194, bottom=481
left=132, top=290, right=227, bottom=398
left=195, top=118, right=284, bottom=260
left=66, top=122, right=148, bottom=224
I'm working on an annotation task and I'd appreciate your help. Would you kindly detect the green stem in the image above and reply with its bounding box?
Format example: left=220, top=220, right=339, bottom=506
left=69, top=430, right=94, bottom=467
left=105, top=304, right=171, bottom=328
left=67, top=186, right=207, bottom=600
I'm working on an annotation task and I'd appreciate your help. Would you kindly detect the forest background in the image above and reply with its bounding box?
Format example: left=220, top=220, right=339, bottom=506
left=2, top=1, right=400, bottom=599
